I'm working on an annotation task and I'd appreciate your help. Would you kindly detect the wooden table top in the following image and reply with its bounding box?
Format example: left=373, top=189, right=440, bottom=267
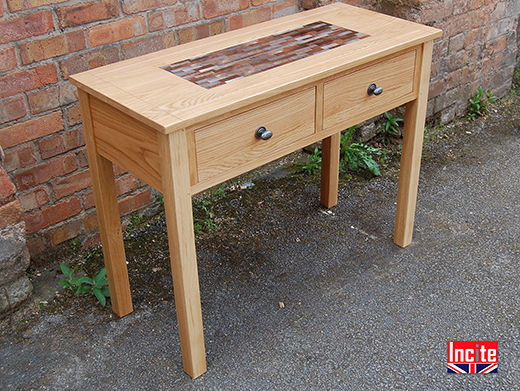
left=70, top=3, right=441, bottom=134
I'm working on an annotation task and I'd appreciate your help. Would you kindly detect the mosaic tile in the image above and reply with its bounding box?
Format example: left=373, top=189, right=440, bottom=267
left=161, top=22, right=368, bottom=89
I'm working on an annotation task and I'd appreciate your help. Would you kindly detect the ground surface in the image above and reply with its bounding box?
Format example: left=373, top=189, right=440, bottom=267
left=1, top=92, right=520, bottom=390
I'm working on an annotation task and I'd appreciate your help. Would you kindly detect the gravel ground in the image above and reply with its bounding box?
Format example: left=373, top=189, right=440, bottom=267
left=1, top=93, right=520, bottom=390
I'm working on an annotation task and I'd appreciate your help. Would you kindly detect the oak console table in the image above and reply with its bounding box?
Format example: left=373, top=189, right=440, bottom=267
left=71, top=4, right=441, bottom=379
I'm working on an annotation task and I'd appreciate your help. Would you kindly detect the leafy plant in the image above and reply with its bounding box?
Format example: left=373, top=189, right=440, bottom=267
left=193, top=199, right=217, bottom=233
left=467, top=86, right=497, bottom=120
left=294, top=146, right=322, bottom=175
left=379, top=112, right=403, bottom=143
left=340, top=125, right=384, bottom=176
left=59, top=263, right=110, bottom=307
left=125, top=214, right=141, bottom=235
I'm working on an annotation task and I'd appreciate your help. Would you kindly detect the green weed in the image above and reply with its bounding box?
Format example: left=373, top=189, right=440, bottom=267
left=379, top=112, right=403, bottom=144
left=294, top=146, right=322, bottom=175
left=340, top=126, right=384, bottom=176
left=467, top=86, right=497, bottom=120
left=59, top=263, right=110, bottom=307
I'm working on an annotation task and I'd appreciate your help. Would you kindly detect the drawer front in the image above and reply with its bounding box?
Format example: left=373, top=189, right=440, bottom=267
left=195, top=88, right=315, bottom=183
left=323, top=49, right=417, bottom=131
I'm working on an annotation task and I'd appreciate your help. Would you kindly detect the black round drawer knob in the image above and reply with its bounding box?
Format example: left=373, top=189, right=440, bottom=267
left=367, top=83, right=383, bottom=96
left=255, top=126, right=273, bottom=140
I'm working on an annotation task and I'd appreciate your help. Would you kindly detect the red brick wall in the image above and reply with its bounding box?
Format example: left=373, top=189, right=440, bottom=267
left=0, top=0, right=519, bottom=258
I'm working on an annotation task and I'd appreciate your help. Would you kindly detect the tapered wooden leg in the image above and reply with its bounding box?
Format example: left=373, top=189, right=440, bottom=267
left=394, top=41, right=434, bottom=247
left=320, top=132, right=341, bottom=208
left=159, top=131, right=206, bottom=379
left=79, top=90, right=133, bottom=317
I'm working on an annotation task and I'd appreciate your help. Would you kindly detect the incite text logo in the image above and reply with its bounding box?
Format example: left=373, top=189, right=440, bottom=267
left=447, top=341, right=498, bottom=373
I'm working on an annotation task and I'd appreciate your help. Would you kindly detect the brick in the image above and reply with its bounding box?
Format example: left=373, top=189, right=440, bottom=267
left=0, top=97, right=27, bottom=125
left=67, top=104, right=82, bottom=126
left=52, top=169, right=92, bottom=199
left=118, top=188, right=151, bottom=216
left=19, top=31, right=86, bottom=65
left=486, top=35, right=508, bottom=55
left=301, top=0, right=318, bottom=9
left=470, top=0, right=485, bottom=10
left=56, top=0, right=119, bottom=28
left=0, top=47, right=17, bottom=73
left=0, top=63, right=58, bottom=99
left=77, top=147, right=89, bottom=167
left=428, top=78, right=444, bottom=99
left=24, top=196, right=82, bottom=234
left=444, top=51, right=469, bottom=73
left=88, top=16, right=146, bottom=47
left=2, top=145, right=37, bottom=172
left=123, top=0, right=177, bottom=14
left=14, top=153, right=77, bottom=191
left=39, top=127, right=85, bottom=160
left=149, top=3, right=200, bottom=32
left=472, top=6, right=493, bottom=28
left=0, top=0, right=3, bottom=15
left=0, top=11, right=54, bottom=45
left=0, top=167, right=16, bottom=202
left=420, top=0, right=453, bottom=24
left=448, top=33, right=465, bottom=54
left=202, top=0, right=249, bottom=19
left=46, top=217, right=84, bottom=246
left=59, top=47, right=120, bottom=79
left=7, top=0, right=69, bottom=12
left=26, top=235, right=45, bottom=256
left=121, top=33, right=175, bottom=59
left=465, top=29, right=480, bottom=47
left=83, top=211, right=98, bottom=231
left=273, top=0, right=298, bottom=18
left=228, top=7, right=271, bottom=30
left=0, top=199, right=23, bottom=230
left=81, top=232, right=101, bottom=248
left=0, top=111, right=63, bottom=149
left=27, top=83, right=78, bottom=115
left=447, top=69, right=463, bottom=90
left=18, top=187, right=50, bottom=212
left=82, top=174, right=137, bottom=210
left=444, top=13, right=472, bottom=36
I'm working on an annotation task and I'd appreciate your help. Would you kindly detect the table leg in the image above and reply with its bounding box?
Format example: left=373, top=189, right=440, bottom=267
left=79, top=91, right=133, bottom=317
left=159, top=131, right=207, bottom=379
left=320, top=132, right=341, bottom=208
left=394, top=41, right=434, bottom=247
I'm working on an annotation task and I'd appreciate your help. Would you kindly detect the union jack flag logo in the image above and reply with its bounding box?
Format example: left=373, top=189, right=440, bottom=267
left=447, top=341, right=498, bottom=374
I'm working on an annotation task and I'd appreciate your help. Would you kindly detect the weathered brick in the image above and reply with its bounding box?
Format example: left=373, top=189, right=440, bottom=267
left=273, top=0, right=298, bottom=18
left=59, top=47, right=120, bottom=79
left=447, top=69, right=463, bottom=90
left=77, top=147, right=89, bottom=168
left=46, top=217, right=84, bottom=246
left=122, top=32, right=176, bottom=59
left=82, top=174, right=137, bottom=210
left=0, top=47, right=17, bottom=73
left=0, top=97, right=27, bottom=125
left=14, top=153, right=77, bottom=191
left=81, top=231, right=101, bottom=248
left=38, top=128, right=85, bottom=160
left=19, top=31, right=86, bottom=65
left=448, top=33, right=465, bottom=54
left=228, top=7, right=271, bottom=30
left=0, top=63, right=58, bottom=99
left=419, top=0, right=453, bottom=23
left=428, top=78, right=445, bottom=99
left=444, top=13, right=472, bottom=36
left=202, top=0, right=249, bottom=19
left=52, top=169, right=92, bottom=199
left=26, top=235, right=45, bottom=256
left=7, top=0, right=69, bottom=12
left=18, top=187, right=50, bottom=212
left=123, top=0, right=177, bottom=14
left=465, top=28, right=480, bottom=47
left=118, top=188, right=151, bottom=216
left=56, top=0, right=119, bottom=28
left=0, top=167, right=16, bottom=202
left=470, top=0, right=485, bottom=11
left=24, top=196, right=82, bottom=234
left=0, top=111, right=63, bottom=149
left=88, top=16, right=146, bottom=47
left=301, top=0, right=318, bottom=9
left=2, top=145, right=37, bottom=172
left=149, top=3, right=200, bottom=32
left=0, top=0, right=3, bottom=16
left=0, top=199, right=23, bottom=230
left=472, top=6, right=493, bottom=28
left=27, top=83, right=78, bottom=115
left=0, top=11, right=54, bottom=45
left=67, top=104, right=82, bottom=126
left=83, top=211, right=98, bottom=231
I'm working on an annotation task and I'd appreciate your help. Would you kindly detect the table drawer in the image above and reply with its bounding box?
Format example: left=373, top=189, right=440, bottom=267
left=323, top=49, right=417, bottom=131
left=195, top=88, right=315, bottom=183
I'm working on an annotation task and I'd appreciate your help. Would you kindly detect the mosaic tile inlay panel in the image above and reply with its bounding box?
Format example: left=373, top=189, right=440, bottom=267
left=161, top=22, right=368, bottom=89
